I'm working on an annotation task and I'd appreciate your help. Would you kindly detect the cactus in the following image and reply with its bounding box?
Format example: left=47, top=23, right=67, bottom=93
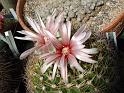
left=24, top=32, right=116, bottom=93
left=14, top=10, right=117, bottom=93
left=17, top=0, right=122, bottom=92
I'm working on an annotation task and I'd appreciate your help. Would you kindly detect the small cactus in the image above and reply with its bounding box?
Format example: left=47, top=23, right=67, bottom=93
left=25, top=33, right=115, bottom=93
left=15, top=11, right=116, bottom=93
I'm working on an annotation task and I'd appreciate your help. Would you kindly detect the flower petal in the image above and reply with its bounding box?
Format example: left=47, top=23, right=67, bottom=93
left=46, top=10, right=57, bottom=34
left=20, top=46, right=38, bottom=60
left=52, top=59, right=59, bottom=79
left=36, top=12, right=46, bottom=29
left=26, top=17, right=38, bottom=31
left=68, top=54, right=84, bottom=72
left=60, top=55, right=68, bottom=83
left=25, top=31, right=38, bottom=38
left=44, top=30, right=62, bottom=49
left=45, top=54, right=59, bottom=64
left=81, top=48, right=98, bottom=54
left=17, top=30, right=38, bottom=38
left=75, top=54, right=97, bottom=63
left=53, top=12, right=64, bottom=34
left=46, top=16, right=55, bottom=32
left=72, top=25, right=91, bottom=43
left=26, top=17, right=41, bottom=34
left=37, top=41, right=50, bottom=50
left=72, top=50, right=92, bottom=57
left=16, top=30, right=27, bottom=35
left=41, top=61, right=54, bottom=74
left=80, top=31, right=91, bottom=43
left=33, top=20, right=43, bottom=33
left=61, top=23, right=69, bottom=44
left=72, top=45, right=85, bottom=51
left=14, top=36, right=34, bottom=41
left=72, top=32, right=86, bottom=41
left=52, top=9, right=57, bottom=18
left=66, top=21, right=71, bottom=40
left=71, top=40, right=85, bottom=50
left=40, top=53, right=52, bottom=59
left=60, top=21, right=71, bottom=44
left=55, top=12, right=64, bottom=25
left=72, top=25, right=86, bottom=38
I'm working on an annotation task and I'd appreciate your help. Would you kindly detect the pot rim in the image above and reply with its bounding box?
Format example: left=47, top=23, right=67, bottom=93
left=16, top=0, right=32, bottom=32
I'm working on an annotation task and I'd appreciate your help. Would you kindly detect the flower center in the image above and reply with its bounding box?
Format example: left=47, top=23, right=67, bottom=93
left=44, top=37, right=48, bottom=43
left=62, top=47, right=70, bottom=55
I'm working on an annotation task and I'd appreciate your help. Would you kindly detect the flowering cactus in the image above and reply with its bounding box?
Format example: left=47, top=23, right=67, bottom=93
left=15, top=10, right=63, bottom=59
left=16, top=11, right=114, bottom=93
left=41, top=22, right=98, bottom=83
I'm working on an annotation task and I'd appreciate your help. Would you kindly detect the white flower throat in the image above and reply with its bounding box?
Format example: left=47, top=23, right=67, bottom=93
left=62, top=47, right=70, bottom=55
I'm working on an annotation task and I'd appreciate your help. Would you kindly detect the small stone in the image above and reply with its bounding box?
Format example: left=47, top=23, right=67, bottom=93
left=65, top=1, right=71, bottom=6
left=69, top=5, right=73, bottom=10
left=77, top=16, right=81, bottom=22
left=96, top=0, right=104, bottom=7
left=90, top=3, right=96, bottom=10
left=84, top=8, right=92, bottom=14
left=68, top=11, right=75, bottom=18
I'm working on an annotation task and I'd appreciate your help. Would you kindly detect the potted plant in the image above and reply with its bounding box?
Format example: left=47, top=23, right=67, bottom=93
left=16, top=0, right=124, bottom=93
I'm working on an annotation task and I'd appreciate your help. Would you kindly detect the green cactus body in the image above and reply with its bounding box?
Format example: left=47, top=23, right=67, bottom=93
left=22, top=0, right=122, bottom=92
left=25, top=33, right=115, bottom=93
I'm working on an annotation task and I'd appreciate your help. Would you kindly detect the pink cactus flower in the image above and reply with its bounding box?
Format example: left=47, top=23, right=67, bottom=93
left=15, top=11, right=63, bottom=59
left=41, top=21, right=98, bottom=83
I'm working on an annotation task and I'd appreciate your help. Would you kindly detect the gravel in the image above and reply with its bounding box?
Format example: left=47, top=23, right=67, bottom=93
left=24, top=0, right=124, bottom=32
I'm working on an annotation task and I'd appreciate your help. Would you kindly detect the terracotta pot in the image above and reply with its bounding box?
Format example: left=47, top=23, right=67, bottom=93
left=16, top=0, right=31, bottom=32
left=101, top=12, right=124, bottom=36
left=16, top=0, right=124, bottom=37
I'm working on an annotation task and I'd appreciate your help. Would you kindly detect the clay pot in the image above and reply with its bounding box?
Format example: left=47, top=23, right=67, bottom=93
left=16, top=0, right=124, bottom=36
left=16, top=0, right=31, bottom=32
left=101, top=12, right=124, bottom=36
